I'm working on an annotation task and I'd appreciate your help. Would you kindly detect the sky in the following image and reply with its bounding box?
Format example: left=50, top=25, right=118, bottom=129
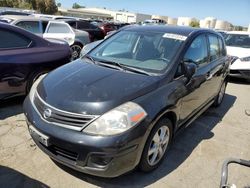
left=57, top=0, right=250, bottom=27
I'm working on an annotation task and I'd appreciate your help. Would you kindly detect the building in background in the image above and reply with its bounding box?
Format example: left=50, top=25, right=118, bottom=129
left=167, top=17, right=178, bottom=25
left=177, top=17, right=197, bottom=26
left=58, top=7, right=151, bottom=23
left=199, top=17, right=232, bottom=31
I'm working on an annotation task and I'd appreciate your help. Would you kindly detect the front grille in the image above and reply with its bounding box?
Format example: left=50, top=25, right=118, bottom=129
left=230, top=70, right=240, bottom=74
left=40, top=142, right=78, bottom=162
left=48, top=145, right=78, bottom=162
left=33, top=91, right=98, bottom=131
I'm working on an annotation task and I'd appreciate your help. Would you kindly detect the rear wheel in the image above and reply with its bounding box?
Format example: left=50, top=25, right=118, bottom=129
left=213, top=81, right=226, bottom=107
left=139, top=118, right=173, bottom=172
left=70, top=43, right=83, bottom=61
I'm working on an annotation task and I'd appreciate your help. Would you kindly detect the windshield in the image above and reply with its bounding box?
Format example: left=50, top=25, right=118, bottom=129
left=89, top=30, right=184, bottom=74
left=225, top=34, right=250, bottom=48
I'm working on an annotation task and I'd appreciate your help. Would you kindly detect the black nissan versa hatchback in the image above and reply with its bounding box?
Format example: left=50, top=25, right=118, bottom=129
left=23, top=25, right=229, bottom=177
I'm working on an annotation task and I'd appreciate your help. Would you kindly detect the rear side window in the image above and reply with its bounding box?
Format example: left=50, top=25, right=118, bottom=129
left=184, top=35, right=208, bottom=65
left=67, top=21, right=77, bottom=29
left=77, top=21, right=93, bottom=29
left=208, top=35, right=220, bottom=61
left=16, top=21, right=41, bottom=34
left=0, top=29, right=31, bottom=49
left=41, top=21, right=49, bottom=33
left=47, top=23, right=72, bottom=33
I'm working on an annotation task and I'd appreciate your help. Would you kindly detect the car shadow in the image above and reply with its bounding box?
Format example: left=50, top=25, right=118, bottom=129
left=0, top=166, right=49, bottom=188
left=0, top=96, right=24, bottom=120
left=229, top=77, right=250, bottom=85
left=53, top=93, right=236, bottom=187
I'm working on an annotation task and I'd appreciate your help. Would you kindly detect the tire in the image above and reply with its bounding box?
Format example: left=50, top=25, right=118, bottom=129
left=139, top=118, right=173, bottom=172
left=70, top=43, right=83, bottom=61
left=213, top=81, right=226, bottom=107
left=26, top=71, right=47, bottom=94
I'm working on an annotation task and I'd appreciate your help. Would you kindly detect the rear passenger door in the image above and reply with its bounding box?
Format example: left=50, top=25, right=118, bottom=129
left=179, top=34, right=214, bottom=122
left=207, top=34, right=227, bottom=97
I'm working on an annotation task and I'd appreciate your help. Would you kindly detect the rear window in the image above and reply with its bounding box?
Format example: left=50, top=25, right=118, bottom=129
left=47, top=23, right=72, bottom=33
left=0, top=29, right=31, bottom=49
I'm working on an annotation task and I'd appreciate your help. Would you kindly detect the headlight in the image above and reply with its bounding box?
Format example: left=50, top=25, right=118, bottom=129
left=29, top=74, right=47, bottom=101
left=83, top=102, right=147, bottom=136
left=240, top=56, right=250, bottom=62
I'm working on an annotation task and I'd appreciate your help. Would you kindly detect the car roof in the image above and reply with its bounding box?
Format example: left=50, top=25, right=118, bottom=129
left=0, top=15, right=51, bottom=21
left=123, top=25, right=213, bottom=37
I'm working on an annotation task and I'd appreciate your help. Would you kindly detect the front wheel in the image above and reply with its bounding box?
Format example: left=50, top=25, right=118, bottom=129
left=70, top=44, right=83, bottom=61
left=139, top=118, right=173, bottom=172
left=213, top=81, right=226, bottom=107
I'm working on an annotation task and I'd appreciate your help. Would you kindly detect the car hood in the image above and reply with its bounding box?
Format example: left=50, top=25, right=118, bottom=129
left=226, top=46, right=250, bottom=58
left=37, top=59, right=159, bottom=115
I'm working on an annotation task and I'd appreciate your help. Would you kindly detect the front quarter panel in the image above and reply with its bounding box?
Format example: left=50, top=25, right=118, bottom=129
left=134, top=78, right=188, bottom=133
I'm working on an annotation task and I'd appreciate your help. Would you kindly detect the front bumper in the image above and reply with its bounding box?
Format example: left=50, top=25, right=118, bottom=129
left=229, top=69, right=250, bottom=79
left=23, top=97, right=148, bottom=178
left=230, top=59, right=250, bottom=79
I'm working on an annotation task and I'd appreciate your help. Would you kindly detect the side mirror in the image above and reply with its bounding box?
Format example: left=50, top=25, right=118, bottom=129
left=183, top=62, right=197, bottom=80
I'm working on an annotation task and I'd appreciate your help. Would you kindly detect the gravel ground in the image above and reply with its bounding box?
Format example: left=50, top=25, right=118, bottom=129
left=0, top=78, right=249, bottom=188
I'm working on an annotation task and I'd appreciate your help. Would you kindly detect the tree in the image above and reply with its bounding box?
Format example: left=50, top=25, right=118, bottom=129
left=189, top=20, right=200, bottom=28
left=44, top=0, right=58, bottom=14
left=57, top=2, right=61, bottom=7
left=72, top=2, right=85, bottom=9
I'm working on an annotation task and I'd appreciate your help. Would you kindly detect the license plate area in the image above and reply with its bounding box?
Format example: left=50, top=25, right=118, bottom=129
left=29, top=126, right=50, bottom=147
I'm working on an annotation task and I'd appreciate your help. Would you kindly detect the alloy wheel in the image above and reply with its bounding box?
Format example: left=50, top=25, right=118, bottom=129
left=70, top=45, right=82, bottom=61
left=147, top=125, right=170, bottom=166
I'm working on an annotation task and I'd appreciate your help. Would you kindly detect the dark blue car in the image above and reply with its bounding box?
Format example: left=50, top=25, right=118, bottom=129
left=0, top=23, right=71, bottom=100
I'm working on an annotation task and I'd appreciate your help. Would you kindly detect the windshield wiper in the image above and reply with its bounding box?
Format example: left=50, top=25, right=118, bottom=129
left=97, top=60, right=151, bottom=76
left=83, top=54, right=96, bottom=64
left=121, top=65, right=152, bottom=76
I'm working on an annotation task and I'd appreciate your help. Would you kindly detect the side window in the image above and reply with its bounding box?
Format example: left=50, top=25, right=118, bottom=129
left=0, top=29, right=31, bottom=49
left=67, top=21, right=77, bottom=29
left=208, top=35, right=220, bottom=61
left=184, top=35, right=208, bottom=65
left=16, top=21, right=41, bottom=34
left=218, top=37, right=226, bottom=57
left=41, top=21, right=48, bottom=33
left=77, top=21, right=91, bottom=29
left=47, top=23, right=72, bottom=34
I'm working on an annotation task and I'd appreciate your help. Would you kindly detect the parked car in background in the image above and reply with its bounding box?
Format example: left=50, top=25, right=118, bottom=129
left=97, top=22, right=117, bottom=35
left=24, top=25, right=229, bottom=177
left=62, top=19, right=105, bottom=42
left=0, top=15, right=90, bottom=60
left=225, top=31, right=250, bottom=81
left=32, top=14, right=76, bottom=20
left=0, top=23, right=71, bottom=100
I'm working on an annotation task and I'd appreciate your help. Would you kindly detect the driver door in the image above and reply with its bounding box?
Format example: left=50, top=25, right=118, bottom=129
left=179, top=34, right=213, bottom=123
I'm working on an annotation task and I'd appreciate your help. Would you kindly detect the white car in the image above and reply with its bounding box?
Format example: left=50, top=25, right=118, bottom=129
left=225, top=31, right=250, bottom=81
left=0, top=15, right=90, bottom=60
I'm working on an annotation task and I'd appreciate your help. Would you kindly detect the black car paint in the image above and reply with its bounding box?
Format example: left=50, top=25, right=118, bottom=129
left=0, top=23, right=71, bottom=100
left=23, top=26, right=229, bottom=177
